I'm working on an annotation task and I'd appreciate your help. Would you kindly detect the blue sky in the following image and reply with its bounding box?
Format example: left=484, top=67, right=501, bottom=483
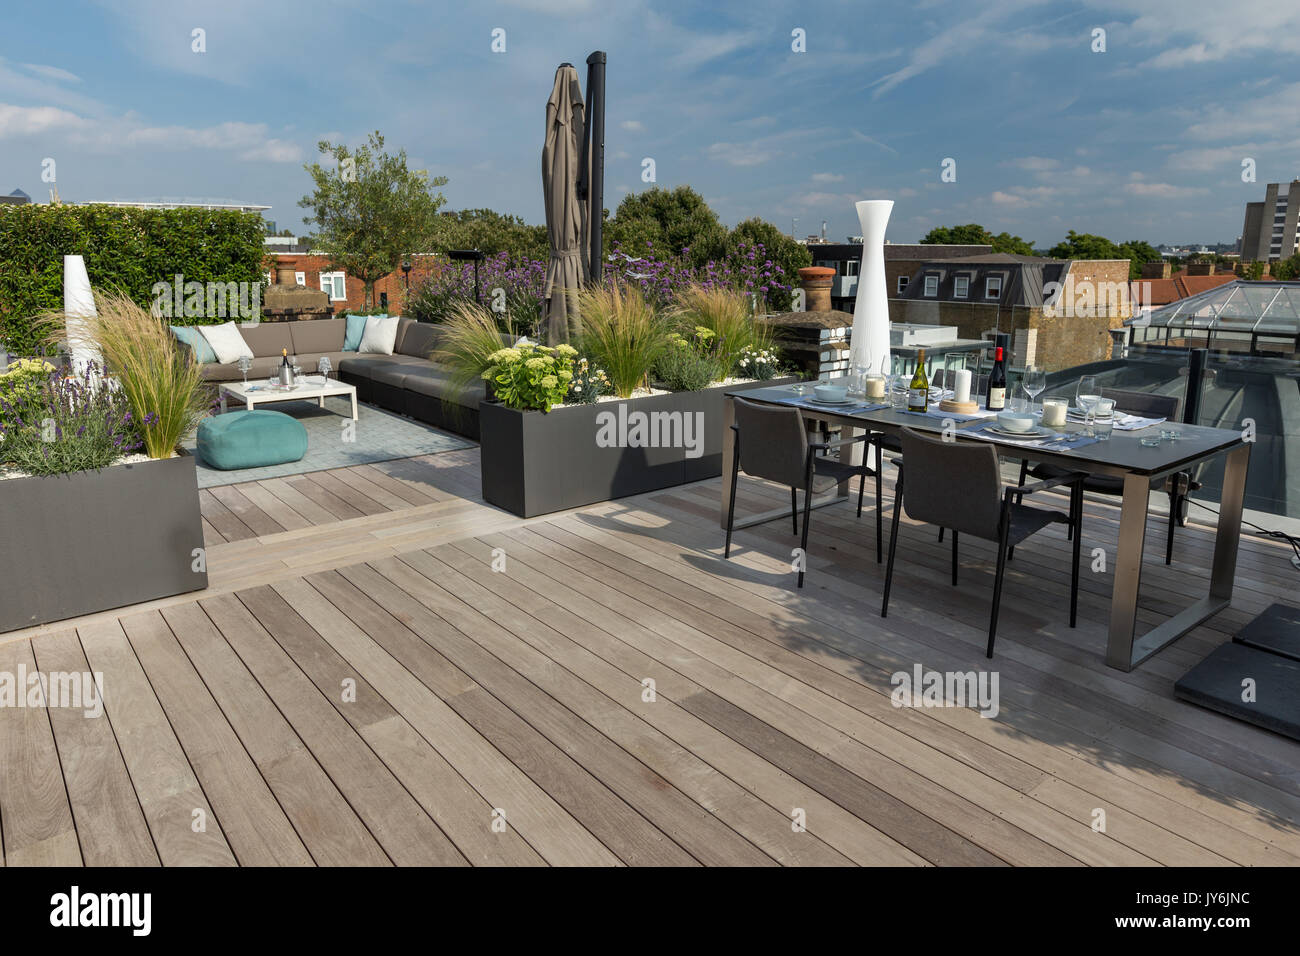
left=2, top=0, right=1298, bottom=247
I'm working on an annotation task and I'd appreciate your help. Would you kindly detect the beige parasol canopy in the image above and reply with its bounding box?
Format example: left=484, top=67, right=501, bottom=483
left=542, top=63, right=588, bottom=343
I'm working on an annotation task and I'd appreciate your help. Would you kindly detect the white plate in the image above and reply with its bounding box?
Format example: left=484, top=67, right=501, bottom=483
left=985, top=424, right=1055, bottom=439
left=808, top=397, right=853, bottom=405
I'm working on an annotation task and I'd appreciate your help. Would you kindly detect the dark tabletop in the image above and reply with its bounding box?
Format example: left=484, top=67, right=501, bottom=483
left=728, top=385, right=1248, bottom=478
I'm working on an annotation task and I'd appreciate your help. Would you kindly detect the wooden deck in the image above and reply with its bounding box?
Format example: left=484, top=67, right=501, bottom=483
left=1, top=448, right=1298, bottom=866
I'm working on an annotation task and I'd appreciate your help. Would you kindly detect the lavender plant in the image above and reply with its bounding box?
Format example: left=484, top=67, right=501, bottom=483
left=0, top=363, right=145, bottom=476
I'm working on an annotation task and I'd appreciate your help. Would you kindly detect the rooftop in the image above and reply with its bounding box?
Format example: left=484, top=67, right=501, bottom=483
left=1, top=448, right=1296, bottom=865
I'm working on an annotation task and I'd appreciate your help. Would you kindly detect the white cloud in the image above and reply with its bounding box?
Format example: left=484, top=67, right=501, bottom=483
left=20, top=63, right=80, bottom=83
left=620, top=120, right=644, bottom=132
left=1122, top=182, right=1210, bottom=199
left=1005, top=156, right=1058, bottom=172
left=706, top=142, right=770, bottom=167
left=0, top=103, right=85, bottom=137
left=991, top=190, right=1029, bottom=206
left=811, top=172, right=844, bottom=183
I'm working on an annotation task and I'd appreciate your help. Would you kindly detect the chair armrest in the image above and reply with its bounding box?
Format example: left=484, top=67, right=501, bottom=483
left=1004, top=470, right=1087, bottom=501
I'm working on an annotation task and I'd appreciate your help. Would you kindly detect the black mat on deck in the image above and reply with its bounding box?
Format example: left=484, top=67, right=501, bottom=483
left=1233, top=603, right=1300, bottom=662
left=1174, top=642, right=1300, bottom=740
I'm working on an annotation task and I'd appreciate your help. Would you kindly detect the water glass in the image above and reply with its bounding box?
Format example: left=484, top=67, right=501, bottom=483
left=1160, top=427, right=1182, bottom=442
left=1093, top=398, right=1116, bottom=440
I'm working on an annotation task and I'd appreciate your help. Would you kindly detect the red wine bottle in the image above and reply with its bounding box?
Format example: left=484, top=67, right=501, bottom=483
left=986, top=346, right=1007, bottom=411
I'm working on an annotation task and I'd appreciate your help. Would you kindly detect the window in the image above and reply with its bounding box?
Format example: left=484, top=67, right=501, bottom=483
left=896, top=275, right=910, bottom=294
left=843, top=260, right=859, bottom=277
left=295, top=271, right=306, bottom=287
left=320, top=272, right=346, bottom=301
left=923, top=275, right=939, bottom=297
left=953, top=276, right=970, bottom=298
left=985, top=275, right=1003, bottom=299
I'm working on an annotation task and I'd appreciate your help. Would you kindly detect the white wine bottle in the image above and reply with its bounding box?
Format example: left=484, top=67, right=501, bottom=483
left=907, top=350, right=929, bottom=412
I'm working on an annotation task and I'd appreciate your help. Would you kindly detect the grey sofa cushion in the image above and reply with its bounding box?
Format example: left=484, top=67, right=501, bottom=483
left=397, top=321, right=441, bottom=359
left=239, top=323, right=295, bottom=357
left=338, top=353, right=427, bottom=381
left=402, top=365, right=485, bottom=406
left=290, top=319, right=346, bottom=355
left=202, top=356, right=285, bottom=381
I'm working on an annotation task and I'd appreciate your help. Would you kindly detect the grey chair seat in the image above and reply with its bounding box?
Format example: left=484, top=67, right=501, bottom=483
left=725, top=396, right=884, bottom=586
left=882, top=426, right=1085, bottom=658
left=1029, top=460, right=1123, bottom=495
left=1006, top=501, right=1070, bottom=545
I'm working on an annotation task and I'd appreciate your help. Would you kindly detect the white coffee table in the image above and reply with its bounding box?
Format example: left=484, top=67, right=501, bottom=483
left=219, top=377, right=358, bottom=420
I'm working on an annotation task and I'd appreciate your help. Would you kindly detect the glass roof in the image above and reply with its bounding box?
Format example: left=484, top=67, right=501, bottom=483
left=1141, top=280, right=1300, bottom=335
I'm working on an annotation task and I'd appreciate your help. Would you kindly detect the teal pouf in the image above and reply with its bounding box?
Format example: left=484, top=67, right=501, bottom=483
left=197, top=409, right=308, bottom=470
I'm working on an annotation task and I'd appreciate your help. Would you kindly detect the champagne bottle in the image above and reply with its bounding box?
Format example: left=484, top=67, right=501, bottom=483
left=986, top=346, right=1007, bottom=411
left=907, top=349, right=929, bottom=412
left=279, top=347, right=293, bottom=386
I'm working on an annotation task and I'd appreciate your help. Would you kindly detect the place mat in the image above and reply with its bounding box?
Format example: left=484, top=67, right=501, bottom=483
left=1068, top=411, right=1165, bottom=431
left=786, top=397, right=889, bottom=415
left=963, top=419, right=1099, bottom=450
left=901, top=404, right=997, bottom=422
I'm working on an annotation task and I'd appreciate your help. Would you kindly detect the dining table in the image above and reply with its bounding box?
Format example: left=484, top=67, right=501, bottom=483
left=721, top=385, right=1252, bottom=672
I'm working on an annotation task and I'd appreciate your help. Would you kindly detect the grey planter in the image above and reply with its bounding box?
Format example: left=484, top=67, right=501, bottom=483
left=480, top=377, right=798, bottom=518
left=0, top=450, right=208, bottom=633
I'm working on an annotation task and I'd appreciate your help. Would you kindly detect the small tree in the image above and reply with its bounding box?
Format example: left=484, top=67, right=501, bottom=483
left=299, top=131, right=448, bottom=309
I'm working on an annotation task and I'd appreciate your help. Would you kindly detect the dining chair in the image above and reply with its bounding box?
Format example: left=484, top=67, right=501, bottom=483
left=882, top=427, right=1086, bottom=657
left=1015, top=388, right=1188, bottom=564
left=725, top=397, right=882, bottom=588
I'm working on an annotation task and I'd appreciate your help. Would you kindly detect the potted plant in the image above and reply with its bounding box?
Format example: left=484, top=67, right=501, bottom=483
left=479, top=281, right=796, bottom=517
left=0, top=292, right=209, bottom=633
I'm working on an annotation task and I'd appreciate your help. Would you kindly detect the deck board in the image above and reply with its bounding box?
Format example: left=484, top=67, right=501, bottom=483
left=3, top=444, right=1298, bottom=866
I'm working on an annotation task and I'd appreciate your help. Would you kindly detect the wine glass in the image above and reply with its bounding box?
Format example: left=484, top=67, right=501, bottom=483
left=318, top=356, right=332, bottom=381
left=1076, top=374, right=1101, bottom=429
left=1022, top=366, right=1045, bottom=415
left=236, top=355, right=252, bottom=384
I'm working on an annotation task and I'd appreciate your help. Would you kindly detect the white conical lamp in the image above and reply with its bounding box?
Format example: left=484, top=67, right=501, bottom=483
left=63, top=255, right=102, bottom=373
left=850, top=200, right=893, bottom=376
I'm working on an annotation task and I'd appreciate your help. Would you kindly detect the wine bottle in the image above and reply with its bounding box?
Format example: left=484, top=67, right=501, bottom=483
left=986, top=346, right=1007, bottom=411
left=907, top=349, right=930, bottom=412
left=279, top=347, right=293, bottom=386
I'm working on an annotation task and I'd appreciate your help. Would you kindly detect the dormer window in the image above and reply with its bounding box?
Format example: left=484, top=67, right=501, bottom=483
left=985, top=275, right=1003, bottom=299
left=953, top=275, right=970, bottom=298
left=923, top=275, right=939, bottom=297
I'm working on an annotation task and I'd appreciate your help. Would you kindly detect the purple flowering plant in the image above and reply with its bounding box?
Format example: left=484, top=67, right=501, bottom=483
left=0, top=361, right=146, bottom=476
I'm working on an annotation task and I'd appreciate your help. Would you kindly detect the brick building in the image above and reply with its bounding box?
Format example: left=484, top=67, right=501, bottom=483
left=805, top=242, right=994, bottom=312
left=263, top=247, right=442, bottom=314
left=1129, top=259, right=1238, bottom=308
left=891, top=253, right=1132, bottom=371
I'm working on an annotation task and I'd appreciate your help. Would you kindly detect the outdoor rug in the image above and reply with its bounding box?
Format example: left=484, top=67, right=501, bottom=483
left=183, top=395, right=475, bottom=489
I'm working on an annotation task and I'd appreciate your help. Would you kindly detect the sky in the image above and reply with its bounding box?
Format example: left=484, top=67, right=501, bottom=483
left=1, top=0, right=1299, bottom=248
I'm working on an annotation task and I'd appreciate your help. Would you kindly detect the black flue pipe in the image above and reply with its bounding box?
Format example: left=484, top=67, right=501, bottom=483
left=584, top=51, right=606, bottom=282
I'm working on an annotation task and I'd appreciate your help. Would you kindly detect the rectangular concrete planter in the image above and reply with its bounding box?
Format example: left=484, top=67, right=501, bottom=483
left=0, top=450, right=208, bottom=633
left=480, top=377, right=798, bottom=518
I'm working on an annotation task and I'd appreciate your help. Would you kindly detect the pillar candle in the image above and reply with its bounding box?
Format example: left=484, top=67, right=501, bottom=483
left=954, top=368, right=972, bottom=404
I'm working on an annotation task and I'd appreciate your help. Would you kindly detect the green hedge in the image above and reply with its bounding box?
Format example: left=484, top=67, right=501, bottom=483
left=0, top=204, right=267, bottom=354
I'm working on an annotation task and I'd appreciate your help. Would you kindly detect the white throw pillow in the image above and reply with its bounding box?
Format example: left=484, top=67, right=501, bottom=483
left=358, top=316, right=400, bottom=355
left=198, top=322, right=255, bottom=364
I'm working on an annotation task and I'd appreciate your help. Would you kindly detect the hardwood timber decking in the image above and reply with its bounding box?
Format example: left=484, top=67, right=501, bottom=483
left=1, top=446, right=1298, bottom=866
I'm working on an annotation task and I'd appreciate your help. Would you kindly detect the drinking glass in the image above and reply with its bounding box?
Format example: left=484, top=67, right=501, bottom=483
left=318, top=356, right=333, bottom=380
left=236, top=355, right=252, bottom=384
left=1093, top=398, right=1115, bottom=440
left=850, top=361, right=869, bottom=398
left=1076, top=375, right=1101, bottom=427
left=1022, top=366, right=1046, bottom=414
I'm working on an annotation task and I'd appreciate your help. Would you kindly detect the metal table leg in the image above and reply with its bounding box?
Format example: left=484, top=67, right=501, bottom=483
left=1105, top=444, right=1251, bottom=670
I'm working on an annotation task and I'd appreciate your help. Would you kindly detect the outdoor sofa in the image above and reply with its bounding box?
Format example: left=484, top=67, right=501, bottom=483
left=191, top=317, right=495, bottom=440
